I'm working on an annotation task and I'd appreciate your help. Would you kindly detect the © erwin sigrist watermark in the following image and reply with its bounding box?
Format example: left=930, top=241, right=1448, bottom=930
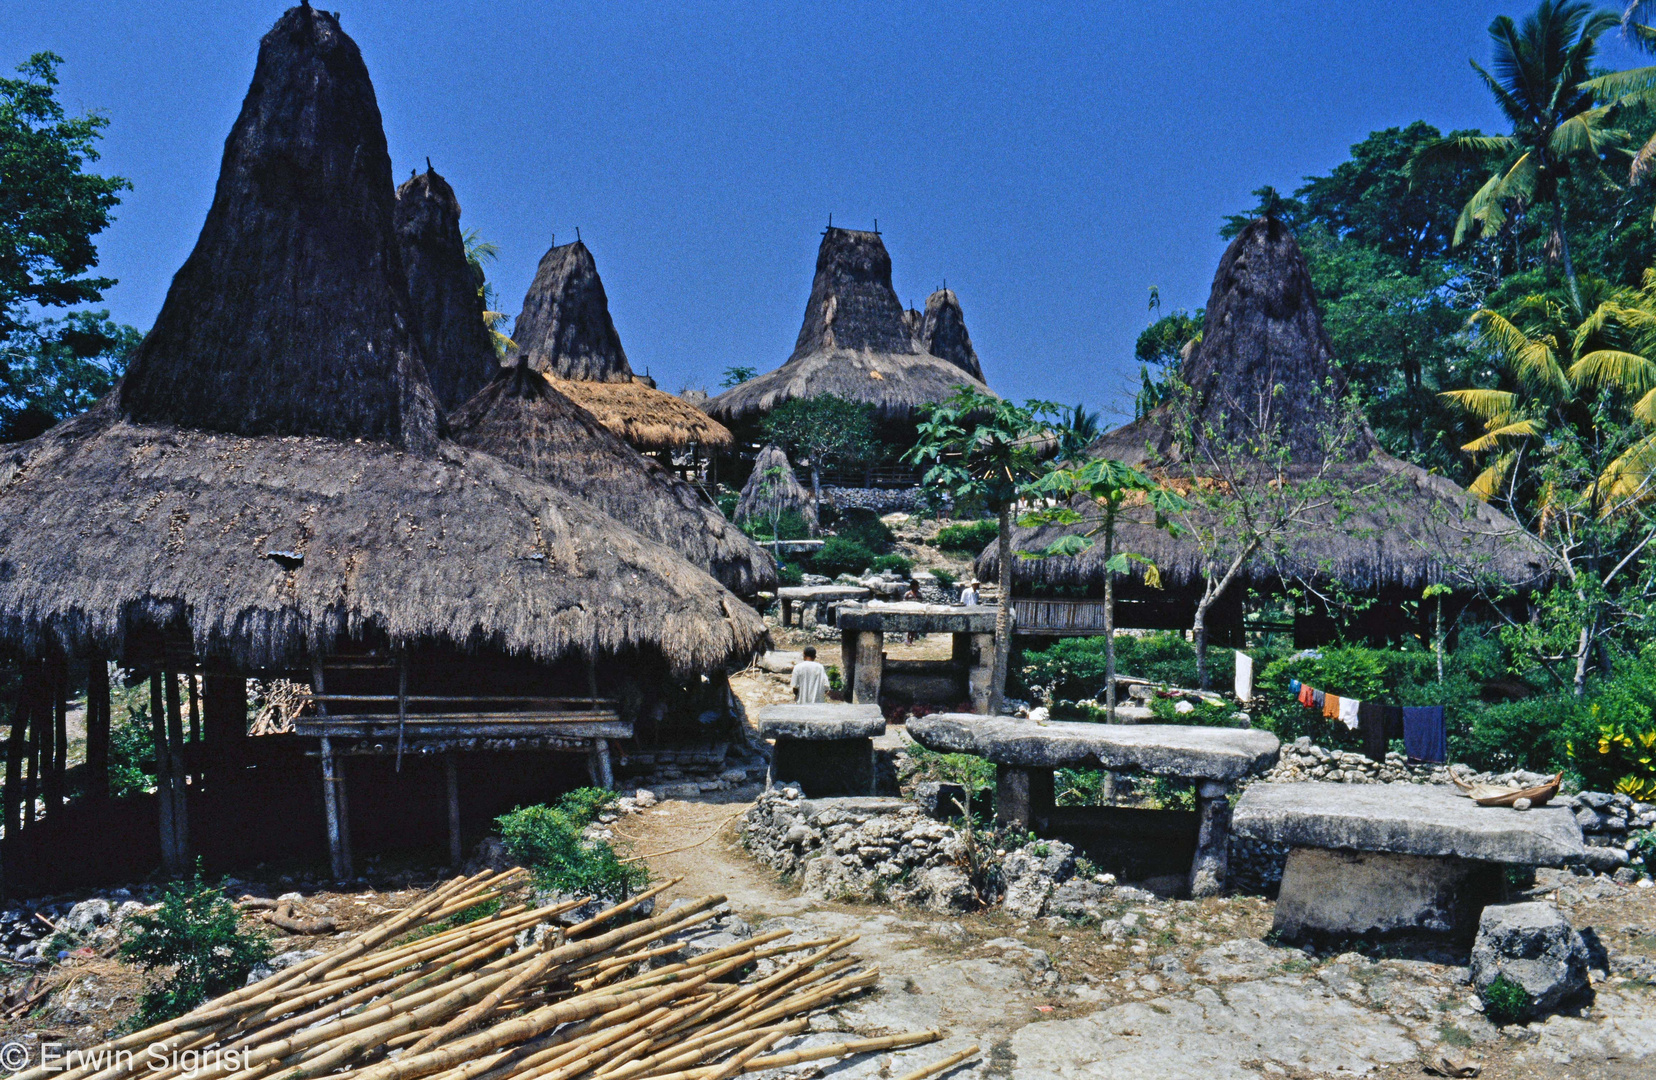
left=1, top=1042, right=254, bottom=1076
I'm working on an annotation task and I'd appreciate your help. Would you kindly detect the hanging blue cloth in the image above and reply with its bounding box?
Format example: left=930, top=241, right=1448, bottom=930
left=1402, top=705, right=1447, bottom=763
left=1289, top=678, right=1302, bottom=694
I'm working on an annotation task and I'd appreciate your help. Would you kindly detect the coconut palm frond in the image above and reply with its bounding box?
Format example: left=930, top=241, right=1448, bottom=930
left=1462, top=419, right=1544, bottom=453
left=1599, top=431, right=1656, bottom=507
left=1469, top=453, right=1518, bottom=501
left=1570, top=349, right=1656, bottom=393
left=1441, top=387, right=1520, bottom=421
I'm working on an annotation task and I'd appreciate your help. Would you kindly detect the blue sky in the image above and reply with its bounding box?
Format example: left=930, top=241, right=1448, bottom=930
left=3, top=1, right=1648, bottom=422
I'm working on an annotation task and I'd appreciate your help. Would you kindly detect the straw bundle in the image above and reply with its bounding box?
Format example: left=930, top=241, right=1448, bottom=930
left=29, top=871, right=928, bottom=1080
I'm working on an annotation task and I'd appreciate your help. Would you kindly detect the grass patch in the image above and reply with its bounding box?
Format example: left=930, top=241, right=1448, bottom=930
left=1437, top=1022, right=1474, bottom=1048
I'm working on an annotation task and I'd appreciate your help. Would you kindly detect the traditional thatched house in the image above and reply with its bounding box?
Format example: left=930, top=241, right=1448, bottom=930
left=0, top=4, right=764, bottom=890
left=733, top=444, right=817, bottom=531
left=511, top=241, right=734, bottom=455
left=394, top=167, right=498, bottom=411
left=981, top=217, right=1551, bottom=644
left=390, top=167, right=775, bottom=597
left=707, top=228, right=993, bottom=429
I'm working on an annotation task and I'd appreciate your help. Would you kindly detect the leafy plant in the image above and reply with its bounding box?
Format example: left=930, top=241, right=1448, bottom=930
left=928, top=567, right=957, bottom=591
left=108, top=700, right=158, bottom=798
left=870, top=553, right=912, bottom=576
left=826, top=665, right=844, bottom=696
left=932, top=520, right=997, bottom=554
left=720, top=366, right=757, bottom=388
left=1480, top=973, right=1532, bottom=1027
left=808, top=536, right=876, bottom=578
left=761, top=396, right=881, bottom=503
left=1146, top=776, right=1196, bottom=812
left=775, top=561, right=804, bottom=587
left=903, top=741, right=995, bottom=799
left=739, top=508, right=810, bottom=542
left=833, top=508, right=894, bottom=553
left=120, top=866, right=271, bottom=1024
left=496, top=788, right=647, bottom=902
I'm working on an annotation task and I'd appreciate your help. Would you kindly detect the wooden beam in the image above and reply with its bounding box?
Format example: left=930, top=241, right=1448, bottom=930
left=85, top=659, right=110, bottom=802
left=4, top=664, right=29, bottom=838
left=163, top=670, right=190, bottom=871
left=151, top=672, right=178, bottom=876
left=446, top=754, right=461, bottom=867
left=39, top=660, right=59, bottom=815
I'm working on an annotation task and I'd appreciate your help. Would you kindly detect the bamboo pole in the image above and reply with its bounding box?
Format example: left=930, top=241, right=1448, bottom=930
left=894, top=1045, right=980, bottom=1080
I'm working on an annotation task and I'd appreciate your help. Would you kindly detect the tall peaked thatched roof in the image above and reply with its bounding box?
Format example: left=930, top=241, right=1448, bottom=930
left=450, top=359, right=776, bottom=597
left=919, top=288, right=984, bottom=381
left=707, top=227, right=992, bottom=425
left=983, top=217, right=1551, bottom=594
left=118, top=4, right=439, bottom=454
left=510, top=240, right=733, bottom=451
left=0, top=5, right=765, bottom=675
left=394, top=167, right=498, bottom=411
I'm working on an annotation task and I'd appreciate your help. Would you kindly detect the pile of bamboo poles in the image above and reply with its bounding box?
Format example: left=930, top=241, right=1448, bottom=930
left=16, top=869, right=964, bottom=1080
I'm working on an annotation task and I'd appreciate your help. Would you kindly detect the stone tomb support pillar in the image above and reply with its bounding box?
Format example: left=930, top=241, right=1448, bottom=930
left=1189, top=779, right=1231, bottom=898
left=851, top=630, right=884, bottom=705
left=994, top=764, right=1054, bottom=832
left=1272, top=848, right=1505, bottom=943
left=966, top=633, right=995, bottom=714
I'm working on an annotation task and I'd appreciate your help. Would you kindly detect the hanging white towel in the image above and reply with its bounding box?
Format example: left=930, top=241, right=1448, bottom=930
left=1339, top=696, right=1360, bottom=730
left=1234, top=651, right=1254, bottom=702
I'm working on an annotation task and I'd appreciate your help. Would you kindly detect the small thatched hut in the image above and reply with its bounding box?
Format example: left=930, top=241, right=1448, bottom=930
left=0, top=4, right=764, bottom=889
left=706, top=228, right=993, bottom=427
left=981, top=217, right=1551, bottom=644
left=919, top=288, right=984, bottom=382
left=733, top=444, right=817, bottom=530
left=511, top=241, right=733, bottom=453
left=451, top=359, right=778, bottom=597
left=394, top=167, right=498, bottom=411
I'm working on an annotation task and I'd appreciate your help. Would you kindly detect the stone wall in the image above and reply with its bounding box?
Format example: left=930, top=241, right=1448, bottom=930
left=821, top=487, right=927, bottom=513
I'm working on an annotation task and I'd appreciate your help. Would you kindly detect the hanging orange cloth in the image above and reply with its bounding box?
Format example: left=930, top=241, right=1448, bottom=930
left=1298, top=683, right=1315, bottom=707
left=1323, top=693, right=1342, bottom=720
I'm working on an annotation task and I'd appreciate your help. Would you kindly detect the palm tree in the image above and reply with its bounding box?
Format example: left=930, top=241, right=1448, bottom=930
left=1414, top=1, right=1624, bottom=315
left=462, top=229, right=514, bottom=357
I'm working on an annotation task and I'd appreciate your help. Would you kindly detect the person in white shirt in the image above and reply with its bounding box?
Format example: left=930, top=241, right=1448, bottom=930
left=791, top=646, right=828, bottom=703
left=959, top=580, right=980, bottom=606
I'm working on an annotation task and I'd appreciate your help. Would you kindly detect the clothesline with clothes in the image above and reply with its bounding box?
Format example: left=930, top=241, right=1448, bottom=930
left=1287, top=678, right=1446, bottom=764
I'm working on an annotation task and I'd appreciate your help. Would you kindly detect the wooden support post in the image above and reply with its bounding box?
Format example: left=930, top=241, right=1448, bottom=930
left=319, top=734, right=351, bottom=880
left=86, top=659, right=110, bottom=802
left=4, top=665, right=29, bottom=838
left=164, top=670, right=190, bottom=869
left=39, top=662, right=58, bottom=815
left=851, top=630, right=883, bottom=706
left=23, top=670, right=41, bottom=829
left=593, top=738, right=614, bottom=789
left=151, top=672, right=180, bottom=876
left=446, top=754, right=462, bottom=867
left=187, top=674, right=201, bottom=744
left=994, top=765, right=1053, bottom=833
left=1189, top=779, right=1231, bottom=898
left=49, top=660, right=66, bottom=816
left=394, top=652, right=408, bottom=771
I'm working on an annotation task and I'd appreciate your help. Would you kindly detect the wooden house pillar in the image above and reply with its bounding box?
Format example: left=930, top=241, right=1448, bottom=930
left=39, top=660, right=59, bottom=815
left=446, top=754, right=462, bottom=867
left=319, top=735, right=352, bottom=880
left=85, top=659, right=111, bottom=801
left=164, top=671, right=190, bottom=868
left=151, top=672, right=181, bottom=876
left=4, top=665, right=30, bottom=838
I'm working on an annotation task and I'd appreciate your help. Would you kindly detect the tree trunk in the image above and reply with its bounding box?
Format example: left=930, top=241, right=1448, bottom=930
left=1572, top=619, right=1592, bottom=699
left=1553, top=202, right=1583, bottom=317
left=1102, top=505, right=1117, bottom=716
left=1193, top=587, right=1213, bottom=691
left=1434, top=595, right=1445, bottom=684
left=990, top=503, right=1014, bottom=715
left=808, top=462, right=823, bottom=536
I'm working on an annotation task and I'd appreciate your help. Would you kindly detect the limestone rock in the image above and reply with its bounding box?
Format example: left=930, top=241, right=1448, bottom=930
left=64, top=899, right=111, bottom=934
left=1470, top=902, right=1589, bottom=1020
left=1000, top=840, right=1076, bottom=919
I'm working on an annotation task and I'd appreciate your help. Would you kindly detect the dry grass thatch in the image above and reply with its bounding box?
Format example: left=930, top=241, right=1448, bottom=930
left=980, top=217, right=1552, bottom=594
left=395, top=167, right=498, bottom=411
left=0, top=5, right=767, bottom=676
left=707, top=228, right=992, bottom=424
left=920, top=288, right=984, bottom=381
left=0, top=401, right=766, bottom=674
left=118, top=4, right=440, bottom=455
left=548, top=376, right=734, bottom=451
left=451, top=360, right=775, bottom=596
left=734, top=444, right=816, bottom=528
left=510, top=240, right=733, bottom=450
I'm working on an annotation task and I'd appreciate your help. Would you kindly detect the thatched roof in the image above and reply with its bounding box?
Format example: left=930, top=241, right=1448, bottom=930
left=509, top=240, right=732, bottom=451
left=0, top=5, right=765, bottom=675
left=919, top=289, right=984, bottom=381
left=118, top=4, right=439, bottom=455
left=981, top=218, right=1552, bottom=595
left=0, top=401, right=764, bottom=674
left=451, top=359, right=776, bottom=597
left=394, top=167, right=497, bottom=411
left=734, top=444, right=816, bottom=529
left=706, top=228, right=992, bottom=424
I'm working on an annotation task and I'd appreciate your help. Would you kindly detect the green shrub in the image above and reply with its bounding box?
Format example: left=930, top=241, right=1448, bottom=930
left=109, top=701, right=158, bottom=798
left=826, top=665, right=844, bottom=695
left=739, top=508, right=811, bottom=542
left=929, top=568, right=957, bottom=591
left=1480, top=973, right=1531, bottom=1026
left=904, top=742, right=995, bottom=799
left=1017, top=633, right=1237, bottom=701
left=1147, top=696, right=1245, bottom=727
left=776, top=561, right=804, bottom=587
left=715, top=491, right=738, bottom=519
left=496, top=788, right=648, bottom=902
left=1568, top=645, right=1656, bottom=797
left=933, top=520, right=997, bottom=554
left=833, top=508, right=893, bottom=553
left=1145, top=776, right=1196, bottom=811
left=121, top=866, right=271, bottom=1023
left=870, top=553, right=912, bottom=576
left=808, top=536, right=876, bottom=577
left=1459, top=696, right=1575, bottom=776
left=1056, top=767, right=1107, bottom=806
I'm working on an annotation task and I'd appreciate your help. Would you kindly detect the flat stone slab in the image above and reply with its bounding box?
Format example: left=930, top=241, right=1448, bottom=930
left=776, top=585, right=872, bottom=601
left=1232, top=781, right=1585, bottom=866
left=906, top=713, right=1279, bottom=782
left=836, top=601, right=998, bottom=634
left=758, top=703, right=886, bottom=740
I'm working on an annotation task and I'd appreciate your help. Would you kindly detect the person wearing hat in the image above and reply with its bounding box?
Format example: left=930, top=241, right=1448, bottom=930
left=959, top=579, right=981, bottom=606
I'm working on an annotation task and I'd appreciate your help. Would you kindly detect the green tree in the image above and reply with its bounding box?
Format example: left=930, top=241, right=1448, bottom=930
left=1, top=52, right=135, bottom=438
left=462, top=229, right=514, bottom=358
left=720, top=365, right=757, bottom=387
left=761, top=395, right=881, bottom=508
left=905, top=387, right=1062, bottom=712
left=1413, top=0, right=1625, bottom=315
left=1020, top=459, right=1188, bottom=713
